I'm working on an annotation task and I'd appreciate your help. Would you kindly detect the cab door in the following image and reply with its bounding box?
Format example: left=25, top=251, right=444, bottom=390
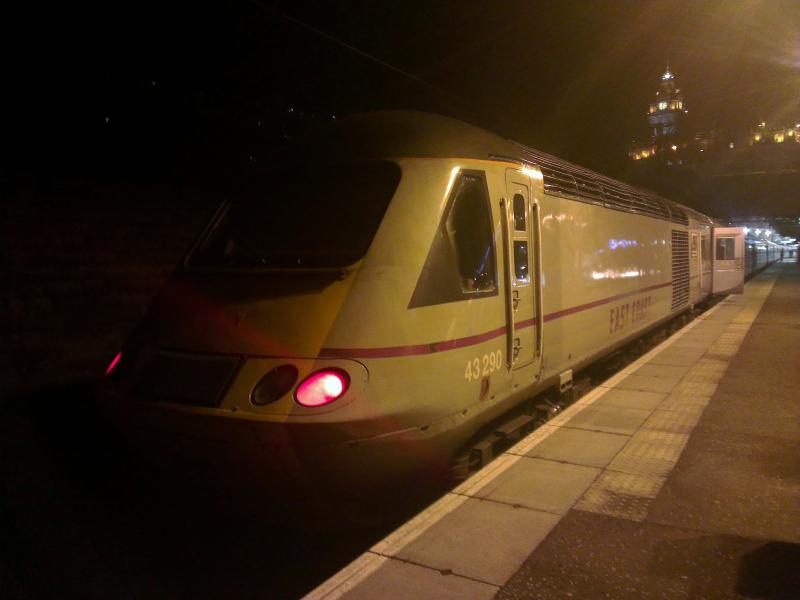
left=712, top=227, right=745, bottom=294
left=502, top=170, right=542, bottom=379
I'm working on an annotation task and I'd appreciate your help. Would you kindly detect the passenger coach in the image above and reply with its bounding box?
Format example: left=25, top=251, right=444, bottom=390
left=100, top=112, right=742, bottom=487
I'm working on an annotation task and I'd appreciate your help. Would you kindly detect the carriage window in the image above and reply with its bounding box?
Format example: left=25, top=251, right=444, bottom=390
left=716, top=237, right=735, bottom=260
left=445, top=174, right=496, bottom=293
left=513, top=194, right=526, bottom=231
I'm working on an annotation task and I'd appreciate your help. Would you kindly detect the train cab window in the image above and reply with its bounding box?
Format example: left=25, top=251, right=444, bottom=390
left=408, top=170, right=498, bottom=308
left=445, top=173, right=496, bottom=293
left=188, top=161, right=401, bottom=269
left=513, top=194, right=526, bottom=231
left=716, top=237, right=735, bottom=260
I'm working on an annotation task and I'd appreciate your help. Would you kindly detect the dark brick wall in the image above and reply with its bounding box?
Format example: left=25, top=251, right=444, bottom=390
left=2, top=182, right=219, bottom=396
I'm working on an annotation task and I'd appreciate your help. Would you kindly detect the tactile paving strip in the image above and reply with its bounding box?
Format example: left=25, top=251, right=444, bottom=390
left=658, top=394, right=710, bottom=413
left=642, top=409, right=702, bottom=434
left=575, top=471, right=667, bottom=522
left=607, top=431, right=689, bottom=478
left=670, top=380, right=719, bottom=398
left=707, top=332, right=746, bottom=357
left=574, top=488, right=653, bottom=522
left=682, top=358, right=728, bottom=383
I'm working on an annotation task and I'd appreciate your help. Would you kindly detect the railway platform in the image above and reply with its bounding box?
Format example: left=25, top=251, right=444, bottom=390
left=306, top=258, right=800, bottom=599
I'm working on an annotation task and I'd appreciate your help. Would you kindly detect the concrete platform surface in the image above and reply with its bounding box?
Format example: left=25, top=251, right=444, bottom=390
left=306, top=260, right=800, bottom=600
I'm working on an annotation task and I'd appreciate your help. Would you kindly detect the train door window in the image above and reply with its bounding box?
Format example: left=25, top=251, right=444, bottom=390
left=701, top=237, right=710, bottom=260
left=444, top=173, right=496, bottom=293
left=691, top=233, right=699, bottom=258
left=512, top=193, right=530, bottom=282
left=716, top=237, right=735, bottom=260
left=514, top=241, right=529, bottom=281
left=513, top=194, right=526, bottom=231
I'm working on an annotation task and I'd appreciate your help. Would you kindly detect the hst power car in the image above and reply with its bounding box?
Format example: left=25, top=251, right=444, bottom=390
left=100, top=111, right=743, bottom=488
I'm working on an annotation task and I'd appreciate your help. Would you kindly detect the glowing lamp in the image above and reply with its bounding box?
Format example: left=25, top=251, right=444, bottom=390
left=105, top=352, right=122, bottom=376
left=295, top=369, right=350, bottom=407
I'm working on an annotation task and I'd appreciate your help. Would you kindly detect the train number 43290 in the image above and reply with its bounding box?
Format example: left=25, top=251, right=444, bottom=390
left=464, top=350, right=503, bottom=381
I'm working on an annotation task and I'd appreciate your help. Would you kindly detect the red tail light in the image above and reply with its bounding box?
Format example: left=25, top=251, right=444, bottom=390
left=105, top=352, right=122, bottom=376
left=294, top=369, right=350, bottom=407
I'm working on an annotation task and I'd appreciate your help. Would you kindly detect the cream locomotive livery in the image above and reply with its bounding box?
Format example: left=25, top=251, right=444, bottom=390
left=100, top=111, right=741, bottom=487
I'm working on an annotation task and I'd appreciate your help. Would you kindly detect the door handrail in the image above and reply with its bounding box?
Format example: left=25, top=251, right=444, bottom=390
left=500, top=197, right=514, bottom=370
left=532, top=198, right=544, bottom=359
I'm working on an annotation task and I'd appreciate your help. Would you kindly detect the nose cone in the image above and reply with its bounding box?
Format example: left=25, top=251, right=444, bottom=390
left=135, top=270, right=356, bottom=357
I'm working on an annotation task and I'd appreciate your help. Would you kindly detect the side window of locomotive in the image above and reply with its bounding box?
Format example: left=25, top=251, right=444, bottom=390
left=701, top=237, right=710, bottom=260
left=408, top=171, right=497, bottom=308
left=716, top=237, right=735, bottom=260
left=445, top=174, right=496, bottom=293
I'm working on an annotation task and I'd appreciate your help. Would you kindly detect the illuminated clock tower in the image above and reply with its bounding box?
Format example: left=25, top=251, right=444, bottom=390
left=647, top=64, right=685, bottom=148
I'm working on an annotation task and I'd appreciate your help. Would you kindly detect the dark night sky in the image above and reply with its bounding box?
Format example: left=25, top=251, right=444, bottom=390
left=6, top=0, right=800, bottom=186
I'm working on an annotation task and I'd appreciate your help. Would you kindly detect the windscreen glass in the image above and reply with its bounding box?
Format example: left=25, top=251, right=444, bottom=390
left=189, top=161, right=401, bottom=268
